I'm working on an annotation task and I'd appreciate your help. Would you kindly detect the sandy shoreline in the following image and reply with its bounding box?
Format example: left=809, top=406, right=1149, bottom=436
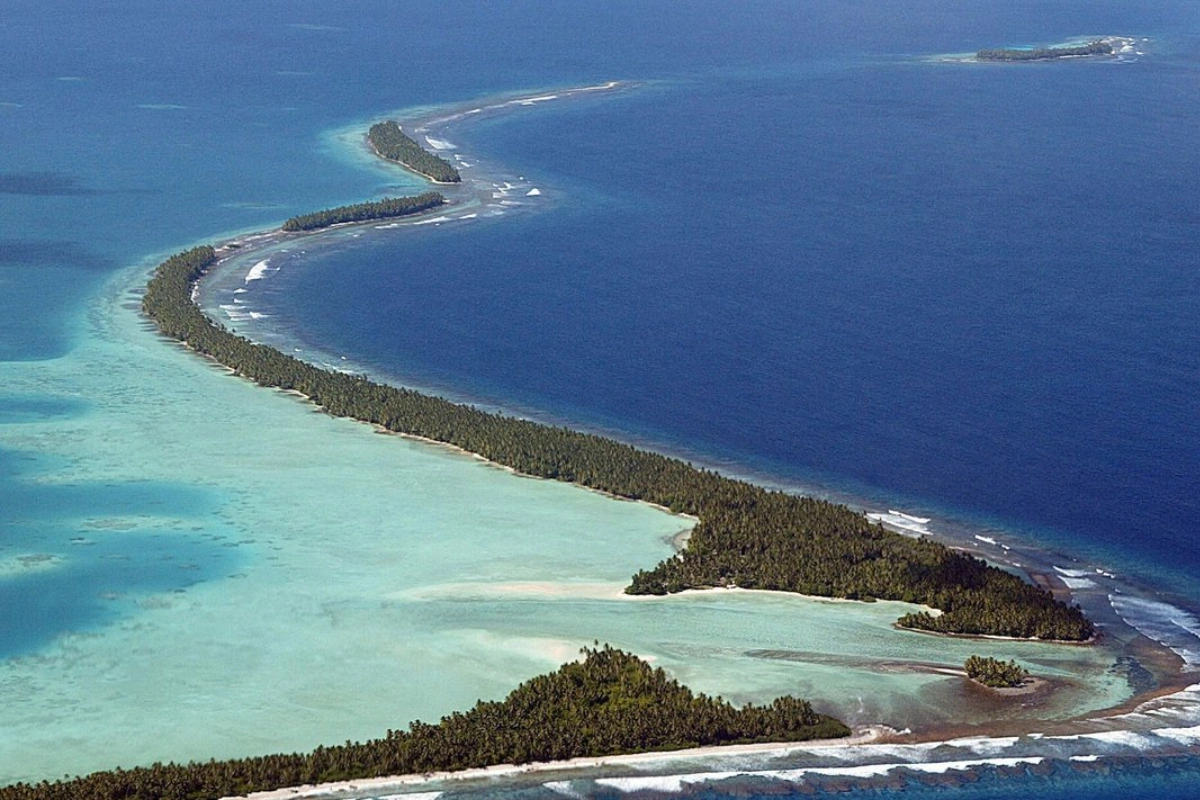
left=219, top=673, right=1200, bottom=800
left=226, top=727, right=893, bottom=800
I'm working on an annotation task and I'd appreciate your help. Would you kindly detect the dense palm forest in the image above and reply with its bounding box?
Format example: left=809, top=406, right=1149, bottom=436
left=281, top=191, right=445, bottom=231
left=367, top=120, right=461, bottom=183
left=977, top=40, right=1113, bottom=61
left=140, top=237, right=1094, bottom=642
left=965, top=655, right=1029, bottom=688
left=0, top=646, right=849, bottom=800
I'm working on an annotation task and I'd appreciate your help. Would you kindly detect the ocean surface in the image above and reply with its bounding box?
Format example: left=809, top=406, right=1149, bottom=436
left=2, top=1, right=1200, bottom=797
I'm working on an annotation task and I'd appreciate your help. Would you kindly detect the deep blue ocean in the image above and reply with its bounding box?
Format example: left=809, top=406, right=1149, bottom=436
left=255, top=18, right=1200, bottom=596
left=3, top=0, right=1199, bottom=796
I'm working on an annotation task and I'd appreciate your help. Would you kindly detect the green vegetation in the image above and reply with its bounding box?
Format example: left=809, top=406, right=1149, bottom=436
left=281, top=191, right=445, bottom=232
left=368, top=120, right=461, bottom=183
left=139, top=236, right=1094, bottom=643
left=0, top=646, right=848, bottom=800
left=965, top=655, right=1030, bottom=688
left=977, top=40, right=1113, bottom=61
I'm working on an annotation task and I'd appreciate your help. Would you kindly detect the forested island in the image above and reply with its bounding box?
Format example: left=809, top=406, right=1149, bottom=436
left=976, top=40, right=1113, bottom=61
left=281, top=191, right=445, bottom=232
left=367, top=120, right=461, bottom=183
left=140, top=232, right=1093, bottom=642
left=964, top=655, right=1030, bottom=689
left=0, top=646, right=849, bottom=800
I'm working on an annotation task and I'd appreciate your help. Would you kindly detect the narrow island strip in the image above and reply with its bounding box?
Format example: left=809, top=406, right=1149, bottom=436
left=976, top=39, right=1113, bottom=62
left=281, top=191, right=446, bottom=232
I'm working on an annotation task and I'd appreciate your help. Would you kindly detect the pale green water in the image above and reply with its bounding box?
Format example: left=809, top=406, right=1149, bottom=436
left=0, top=261, right=1132, bottom=784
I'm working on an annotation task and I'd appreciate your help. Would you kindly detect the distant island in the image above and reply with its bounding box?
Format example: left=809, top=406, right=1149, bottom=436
left=367, top=120, right=461, bottom=183
left=976, top=39, right=1114, bottom=62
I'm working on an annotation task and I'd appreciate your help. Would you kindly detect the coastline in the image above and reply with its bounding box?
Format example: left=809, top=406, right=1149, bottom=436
left=136, top=81, right=1200, bottom=796
left=190, top=82, right=1191, bottom=692
left=225, top=727, right=894, bottom=800
left=218, top=683, right=1200, bottom=800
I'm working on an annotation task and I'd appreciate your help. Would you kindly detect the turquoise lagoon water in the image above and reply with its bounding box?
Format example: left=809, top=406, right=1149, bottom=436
left=3, top=1, right=1200, bottom=798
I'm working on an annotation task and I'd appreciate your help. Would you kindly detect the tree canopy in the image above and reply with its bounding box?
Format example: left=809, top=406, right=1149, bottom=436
left=977, top=40, right=1113, bottom=61
left=281, top=191, right=444, bottom=231
left=965, top=655, right=1029, bottom=688
left=367, top=120, right=461, bottom=183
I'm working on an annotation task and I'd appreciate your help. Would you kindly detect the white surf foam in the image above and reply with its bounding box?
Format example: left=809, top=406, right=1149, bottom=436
left=244, top=259, right=271, bottom=282
left=1110, top=594, right=1200, bottom=668
left=593, top=757, right=1047, bottom=793
left=526, top=187, right=542, bottom=196
left=944, top=735, right=1020, bottom=754
left=517, top=94, right=559, bottom=105
left=424, top=136, right=455, bottom=150
left=1103, top=683, right=1200, bottom=728
left=1154, top=725, right=1200, bottom=746
left=1054, top=566, right=1099, bottom=589
left=1059, top=576, right=1097, bottom=590
left=411, top=216, right=452, bottom=225
left=1054, top=730, right=1157, bottom=749
left=866, top=510, right=931, bottom=536
left=595, top=772, right=738, bottom=794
